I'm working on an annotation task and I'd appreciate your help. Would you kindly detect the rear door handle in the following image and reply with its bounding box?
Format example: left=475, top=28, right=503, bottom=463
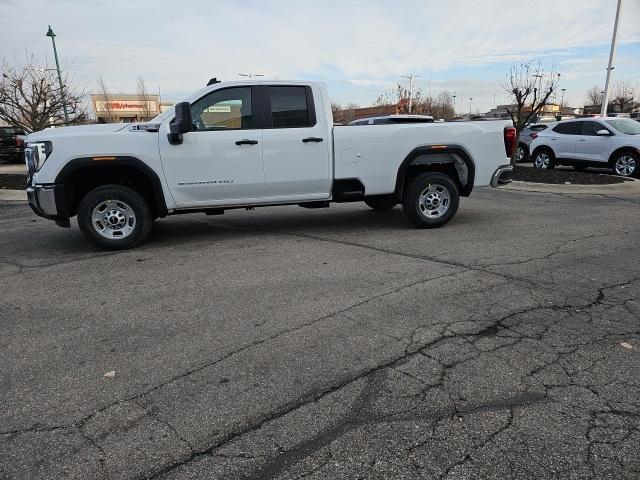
left=235, top=139, right=258, bottom=145
left=302, top=137, right=324, bottom=143
left=578, top=139, right=587, bottom=142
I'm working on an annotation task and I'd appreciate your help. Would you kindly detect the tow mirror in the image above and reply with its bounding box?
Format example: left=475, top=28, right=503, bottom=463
left=596, top=129, right=611, bottom=136
left=168, top=102, right=192, bottom=144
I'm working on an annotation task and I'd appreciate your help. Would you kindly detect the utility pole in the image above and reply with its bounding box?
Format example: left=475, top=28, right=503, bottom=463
left=401, top=74, right=421, bottom=114
left=601, top=0, right=622, bottom=117
left=46, top=25, right=69, bottom=125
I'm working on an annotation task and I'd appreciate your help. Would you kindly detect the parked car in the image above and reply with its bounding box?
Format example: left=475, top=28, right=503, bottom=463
left=515, top=124, right=548, bottom=162
left=25, top=80, right=514, bottom=250
left=530, top=117, right=640, bottom=177
left=348, top=114, right=434, bottom=125
left=0, top=126, right=28, bottom=163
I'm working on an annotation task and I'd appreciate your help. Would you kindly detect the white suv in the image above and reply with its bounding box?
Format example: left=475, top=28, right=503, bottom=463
left=529, top=117, right=640, bottom=177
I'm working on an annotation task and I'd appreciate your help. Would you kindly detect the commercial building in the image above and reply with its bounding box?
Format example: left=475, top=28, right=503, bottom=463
left=91, top=93, right=173, bottom=123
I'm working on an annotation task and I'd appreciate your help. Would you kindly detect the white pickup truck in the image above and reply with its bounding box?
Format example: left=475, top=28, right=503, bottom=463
left=25, top=80, right=514, bottom=250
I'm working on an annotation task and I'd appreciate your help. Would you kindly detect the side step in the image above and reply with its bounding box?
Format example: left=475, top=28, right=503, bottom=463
left=298, top=201, right=330, bottom=209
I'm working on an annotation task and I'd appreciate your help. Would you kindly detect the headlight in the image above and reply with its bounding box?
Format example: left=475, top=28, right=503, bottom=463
left=25, top=141, right=52, bottom=172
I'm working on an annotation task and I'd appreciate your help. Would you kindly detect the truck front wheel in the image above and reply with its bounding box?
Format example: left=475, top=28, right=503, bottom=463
left=77, top=185, right=152, bottom=250
left=402, top=172, right=460, bottom=228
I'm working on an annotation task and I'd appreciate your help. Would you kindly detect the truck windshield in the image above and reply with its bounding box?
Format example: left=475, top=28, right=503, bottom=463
left=605, top=119, right=640, bottom=135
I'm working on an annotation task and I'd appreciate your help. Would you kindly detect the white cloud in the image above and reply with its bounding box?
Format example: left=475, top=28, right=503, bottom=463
left=0, top=0, right=638, bottom=111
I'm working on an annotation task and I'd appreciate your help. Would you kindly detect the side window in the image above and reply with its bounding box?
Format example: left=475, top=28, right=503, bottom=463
left=372, top=119, right=390, bottom=125
left=582, top=121, right=608, bottom=136
left=553, top=121, right=582, bottom=135
left=267, top=86, right=314, bottom=128
left=530, top=125, right=547, bottom=132
left=190, top=87, right=254, bottom=131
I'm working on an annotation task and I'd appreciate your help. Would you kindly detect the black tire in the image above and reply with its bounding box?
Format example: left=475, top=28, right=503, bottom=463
left=532, top=149, right=556, bottom=170
left=364, top=196, right=398, bottom=211
left=402, top=172, right=460, bottom=229
left=77, top=185, right=152, bottom=250
left=610, top=151, right=639, bottom=178
left=516, top=144, right=529, bottom=163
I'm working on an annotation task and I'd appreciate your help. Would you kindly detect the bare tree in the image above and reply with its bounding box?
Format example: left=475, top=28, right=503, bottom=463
left=585, top=85, right=603, bottom=107
left=431, top=91, right=455, bottom=120
left=502, top=60, right=559, bottom=165
left=96, top=76, right=115, bottom=123
left=136, top=76, right=152, bottom=120
left=0, top=54, right=86, bottom=131
left=610, top=80, right=637, bottom=113
left=376, top=84, right=430, bottom=114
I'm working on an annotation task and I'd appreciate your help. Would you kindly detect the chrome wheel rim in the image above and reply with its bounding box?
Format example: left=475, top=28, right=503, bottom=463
left=418, top=184, right=451, bottom=219
left=516, top=146, right=525, bottom=162
left=534, top=153, right=550, bottom=169
left=91, top=200, right=136, bottom=239
left=615, top=156, right=636, bottom=176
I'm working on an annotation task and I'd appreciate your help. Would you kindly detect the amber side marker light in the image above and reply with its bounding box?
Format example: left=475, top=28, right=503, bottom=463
left=430, top=145, right=448, bottom=149
left=92, top=156, right=116, bottom=161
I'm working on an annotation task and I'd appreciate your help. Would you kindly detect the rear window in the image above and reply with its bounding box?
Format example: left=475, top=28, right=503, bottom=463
left=529, top=125, right=547, bottom=132
left=267, top=86, right=314, bottom=128
left=0, top=127, right=26, bottom=136
left=552, top=122, right=582, bottom=135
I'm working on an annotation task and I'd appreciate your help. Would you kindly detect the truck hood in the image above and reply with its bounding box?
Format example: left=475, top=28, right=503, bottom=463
left=27, top=123, right=129, bottom=142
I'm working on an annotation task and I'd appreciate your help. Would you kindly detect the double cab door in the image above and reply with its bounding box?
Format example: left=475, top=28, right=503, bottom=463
left=159, top=84, right=331, bottom=208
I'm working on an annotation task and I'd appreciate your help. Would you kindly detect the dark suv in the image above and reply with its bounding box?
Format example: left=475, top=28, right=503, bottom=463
left=0, top=126, right=27, bottom=163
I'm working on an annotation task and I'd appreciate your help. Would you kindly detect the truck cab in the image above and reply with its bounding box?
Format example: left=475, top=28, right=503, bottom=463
left=25, top=80, right=514, bottom=250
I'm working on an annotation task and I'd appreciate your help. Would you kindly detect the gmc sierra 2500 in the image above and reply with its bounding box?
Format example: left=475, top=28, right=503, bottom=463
left=25, top=80, right=515, bottom=250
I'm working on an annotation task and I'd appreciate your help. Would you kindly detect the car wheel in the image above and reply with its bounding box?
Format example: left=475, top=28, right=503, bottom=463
left=612, top=152, right=638, bottom=177
left=77, top=185, right=152, bottom=250
left=364, top=196, right=398, bottom=211
left=516, top=145, right=528, bottom=162
left=533, top=150, right=555, bottom=170
left=402, top=172, right=459, bottom=228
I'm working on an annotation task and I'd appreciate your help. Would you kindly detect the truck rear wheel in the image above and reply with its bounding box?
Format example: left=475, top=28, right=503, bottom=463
left=402, top=172, right=459, bottom=228
left=364, top=196, right=398, bottom=211
left=77, top=185, right=152, bottom=250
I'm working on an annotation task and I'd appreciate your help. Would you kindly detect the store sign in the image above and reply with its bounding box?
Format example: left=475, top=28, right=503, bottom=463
left=94, top=100, right=158, bottom=113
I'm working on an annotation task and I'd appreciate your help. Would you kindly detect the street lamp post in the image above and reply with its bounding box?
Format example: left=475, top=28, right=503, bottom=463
left=46, top=25, right=69, bottom=125
left=601, top=0, right=623, bottom=117
left=452, top=93, right=456, bottom=117
left=560, top=88, right=566, bottom=114
left=238, top=73, right=264, bottom=79
left=469, top=98, right=473, bottom=118
left=401, top=74, right=421, bottom=114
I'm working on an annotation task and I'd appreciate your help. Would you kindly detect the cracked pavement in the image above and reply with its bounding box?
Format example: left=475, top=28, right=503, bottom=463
left=1, top=187, right=639, bottom=479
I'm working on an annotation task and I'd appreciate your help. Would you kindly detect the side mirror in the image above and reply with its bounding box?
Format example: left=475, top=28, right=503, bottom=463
left=596, top=129, right=611, bottom=136
left=168, top=102, right=192, bottom=144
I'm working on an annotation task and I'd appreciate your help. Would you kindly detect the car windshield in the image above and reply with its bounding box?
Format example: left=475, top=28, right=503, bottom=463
left=605, top=119, right=640, bottom=135
left=0, top=127, right=25, bottom=135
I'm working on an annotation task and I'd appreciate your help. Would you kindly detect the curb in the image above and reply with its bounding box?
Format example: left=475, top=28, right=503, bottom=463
left=0, top=189, right=27, bottom=201
left=502, top=179, right=640, bottom=195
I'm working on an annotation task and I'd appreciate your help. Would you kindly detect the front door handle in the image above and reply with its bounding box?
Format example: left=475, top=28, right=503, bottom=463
left=578, top=139, right=587, bottom=142
left=235, top=139, right=259, bottom=145
left=302, top=137, right=324, bottom=143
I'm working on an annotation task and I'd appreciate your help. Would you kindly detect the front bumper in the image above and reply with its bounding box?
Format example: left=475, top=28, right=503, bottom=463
left=490, top=164, right=513, bottom=187
left=27, top=184, right=70, bottom=228
left=0, top=147, right=23, bottom=158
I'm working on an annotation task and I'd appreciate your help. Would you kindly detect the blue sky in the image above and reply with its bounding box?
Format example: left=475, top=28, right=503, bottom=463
left=1, top=0, right=638, bottom=113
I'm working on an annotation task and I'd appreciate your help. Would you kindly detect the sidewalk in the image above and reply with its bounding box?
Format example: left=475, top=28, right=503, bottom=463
left=0, top=189, right=27, bottom=201
left=502, top=178, right=640, bottom=195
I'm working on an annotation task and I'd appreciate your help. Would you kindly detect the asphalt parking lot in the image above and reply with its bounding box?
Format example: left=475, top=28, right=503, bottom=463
left=1, top=187, right=639, bottom=479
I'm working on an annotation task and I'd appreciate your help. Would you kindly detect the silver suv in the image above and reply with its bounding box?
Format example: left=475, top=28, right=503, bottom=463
left=529, top=118, right=640, bottom=177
